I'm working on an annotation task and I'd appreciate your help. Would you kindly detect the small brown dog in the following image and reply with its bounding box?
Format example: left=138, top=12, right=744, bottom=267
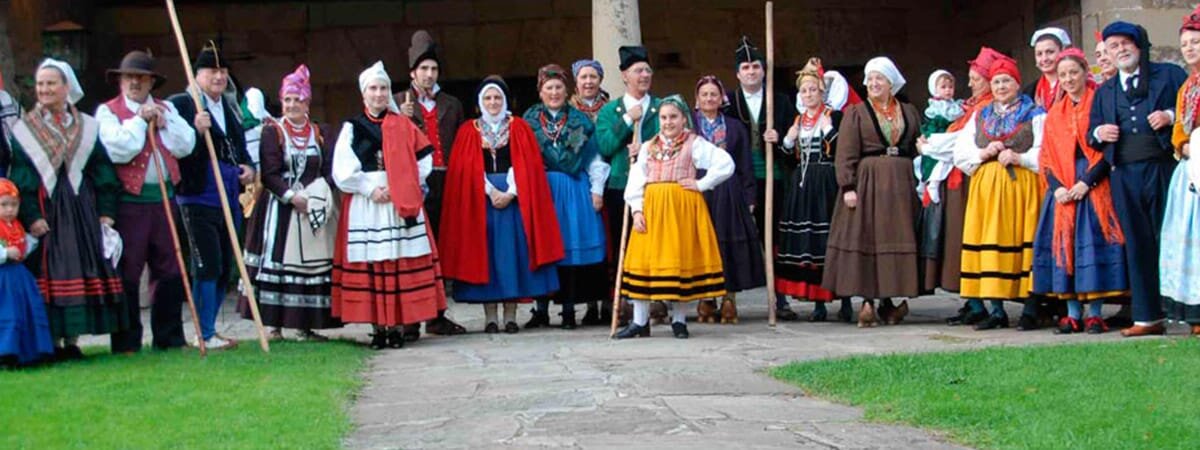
left=720, top=295, right=738, bottom=324
left=697, top=300, right=718, bottom=323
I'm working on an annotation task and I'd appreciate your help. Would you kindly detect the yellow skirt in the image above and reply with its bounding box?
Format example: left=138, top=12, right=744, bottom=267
left=960, top=162, right=1041, bottom=300
left=621, top=183, right=726, bottom=302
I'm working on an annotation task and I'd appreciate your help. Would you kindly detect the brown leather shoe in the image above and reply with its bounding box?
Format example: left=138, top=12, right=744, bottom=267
left=697, top=300, right=718, bottom=324
left=858, top=302, right=877, bottom=328
left=1120, top=323, right=1166, bottom=337
left=1190, top=325, right=1200, bottom=336
left=719, top=295, right=739, bottom=324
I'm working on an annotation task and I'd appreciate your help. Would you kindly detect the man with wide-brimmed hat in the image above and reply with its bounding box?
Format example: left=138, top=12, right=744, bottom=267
left=97, top=50, right=196, bottom=353
left=394, top=30, right=467, bottom=341
left=168, top=42, right=255, bottom=350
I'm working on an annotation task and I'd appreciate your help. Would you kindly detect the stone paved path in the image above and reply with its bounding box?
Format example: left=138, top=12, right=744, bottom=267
left=86, top=289, right=1165, bottom=449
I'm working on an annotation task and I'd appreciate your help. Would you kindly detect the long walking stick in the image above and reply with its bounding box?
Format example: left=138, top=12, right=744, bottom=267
left=610, top=120, right=642, bottom=337
left=164, top=0, right=270, bottom=352
left=764, top=2, right=779, bottom=327
left=148, top=131, right=207, bottom=356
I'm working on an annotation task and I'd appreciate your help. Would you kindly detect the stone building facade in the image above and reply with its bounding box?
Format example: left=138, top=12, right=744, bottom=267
left=0, top=0, right=1195, bottom=123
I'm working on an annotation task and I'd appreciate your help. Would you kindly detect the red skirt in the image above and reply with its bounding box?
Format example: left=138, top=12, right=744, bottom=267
left=331, top=195, right=445, bottom=327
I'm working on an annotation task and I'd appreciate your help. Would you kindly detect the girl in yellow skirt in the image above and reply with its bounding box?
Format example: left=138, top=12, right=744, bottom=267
left=953, top=55, right=1046, bottom=331
left=616, top=95, right=734, bottom=339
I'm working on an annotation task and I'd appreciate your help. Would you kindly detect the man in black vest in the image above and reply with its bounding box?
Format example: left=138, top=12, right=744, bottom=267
left=168, top=43, right=255, bottom=350
left=723, top=36, right=796, bottom=319
left=1088, top=22, right=1187, bottom=337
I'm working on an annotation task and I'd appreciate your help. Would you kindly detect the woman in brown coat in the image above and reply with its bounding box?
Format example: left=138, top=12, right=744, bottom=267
left=821, top=56, right=921, bottom=327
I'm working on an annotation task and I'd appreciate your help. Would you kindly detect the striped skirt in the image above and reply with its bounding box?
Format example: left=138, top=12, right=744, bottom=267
left=621, top=183, right=725, bottom=302
left=960, top=162, right=1040, bottom=300
left=331, top=194, right=444, bottom=327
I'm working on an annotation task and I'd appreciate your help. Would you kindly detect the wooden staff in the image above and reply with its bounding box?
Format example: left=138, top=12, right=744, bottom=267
left=147, top=130, right=207, bottom=356
left=764, top=1, right=779, bottom=327
left=610, top=120, right=642, bottom=337
left=164, top=0, right=270, bottom=352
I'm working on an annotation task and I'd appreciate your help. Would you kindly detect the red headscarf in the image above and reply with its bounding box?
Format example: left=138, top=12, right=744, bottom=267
left=438, top=118, right=564, bottom=284
left=0, top=178, right=27, bottom=258
left=989, top=57, right=1021, bottom=85
left=968, top=47, right=1004, bottom=82
left=1181, top=4, right=1200, bottom=32
left=1039, top=80, right=1124, bottom=273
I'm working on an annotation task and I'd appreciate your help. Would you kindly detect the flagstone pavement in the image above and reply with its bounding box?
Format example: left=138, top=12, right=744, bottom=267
left=87, top=289, right=1164, bottom=449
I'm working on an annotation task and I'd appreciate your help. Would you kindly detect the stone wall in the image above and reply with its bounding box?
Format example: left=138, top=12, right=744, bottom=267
left=1082, top=0, right=1195, bottom=67
left=6, top=0, right=1092, bottom=121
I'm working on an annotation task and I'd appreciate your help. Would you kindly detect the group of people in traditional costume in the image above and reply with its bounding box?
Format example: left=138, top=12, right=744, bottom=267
left=6, top=11, right=1200, bottom=364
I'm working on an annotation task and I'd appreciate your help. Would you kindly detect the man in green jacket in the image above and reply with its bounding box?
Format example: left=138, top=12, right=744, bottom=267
left=594, top=45, right=661, bottom=324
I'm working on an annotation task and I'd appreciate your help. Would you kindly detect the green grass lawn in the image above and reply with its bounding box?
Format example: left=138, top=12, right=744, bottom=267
left=1, top=341, right=371, bottom=450
left=772, top=338, right=1200, bottom=450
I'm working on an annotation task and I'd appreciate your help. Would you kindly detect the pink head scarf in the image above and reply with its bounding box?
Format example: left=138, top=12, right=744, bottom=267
left=280, top=64, right=311, bottom=102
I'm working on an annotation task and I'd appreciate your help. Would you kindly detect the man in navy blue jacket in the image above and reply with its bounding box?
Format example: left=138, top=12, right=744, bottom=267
left=1088, top=21, right=1187, bottom=337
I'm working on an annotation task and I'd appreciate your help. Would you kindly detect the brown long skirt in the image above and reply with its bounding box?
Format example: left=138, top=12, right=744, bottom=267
left=821, top=156, right=920, bottom=298
left=920, top=175, right=968, bottom=293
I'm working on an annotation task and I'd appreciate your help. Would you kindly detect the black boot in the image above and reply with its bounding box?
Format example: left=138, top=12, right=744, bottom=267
left=614, top=322, right=650, bottom=339
left=524, top=310, right=550, bottom=329
left=837, top=299, right=854, bottom=323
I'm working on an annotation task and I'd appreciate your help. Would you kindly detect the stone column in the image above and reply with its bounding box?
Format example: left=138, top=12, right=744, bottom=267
left=592, top=0, right=640, bottom=98
left=1082, top=0, right=1192, bottom=65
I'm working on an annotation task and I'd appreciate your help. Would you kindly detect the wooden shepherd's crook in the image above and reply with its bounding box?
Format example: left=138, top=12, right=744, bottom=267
left=147, top=131, right=207, bottom=356
left=164, top=0, right=270, bottom=352
left=764, top=1, right=779, bottom=327
left=610, top=120, right=642, bottom=337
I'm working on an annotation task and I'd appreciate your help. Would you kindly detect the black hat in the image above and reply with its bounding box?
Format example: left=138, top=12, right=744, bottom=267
left=408, top=30, right=440, bottom=71
left=476, top=75, right=510, bottom=98
left=193, top=41, right=229, bottom=73
left=106, top=50, right=166, bottom=90
left=734, top=35, right=764, bottom=67
left=618, top=46, right=649, bottom=71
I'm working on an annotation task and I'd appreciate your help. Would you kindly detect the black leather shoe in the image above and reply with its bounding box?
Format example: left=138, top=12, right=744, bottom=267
left=524, top=310, right=550, bottom=329
left=581, top=306, right=603, bottom=326
left=948, top=310, right=988, bottom=326
left=387, top=329, right=406, bottom=348
left=777, top=305, right=800, bottom=321
left=837, top=300, right=854, bottom=323
left=808, top=307, right=828, bottom=322
left=504, top=321, right=520, bottom=334
left=671, top=322, right=689, bottom=339
left=1016, top=314, right=1039, bottom=331
left=484, top=322, right=500, bottom=334
left=974, top=315, right=1010, bottom=331
left=369, top=332, right=388, bottom=350
left=614, top=323, right=650, bottom=339
left=402, top=324, right=420, bottom=342
left=561, top=313, right=577, bottom=330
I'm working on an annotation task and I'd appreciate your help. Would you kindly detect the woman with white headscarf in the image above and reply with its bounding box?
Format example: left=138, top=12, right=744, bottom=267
left=821, top=56, right=922, bottom=328
left=331, top=61, right=446, bottom=350
left=7, top=58, right=127, bottom=359
left=439, top=76, right=563, bottom=334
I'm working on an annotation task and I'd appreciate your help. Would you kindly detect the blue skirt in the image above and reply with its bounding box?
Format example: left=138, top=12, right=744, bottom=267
left=1032, top=158, right=1129, bottom=298
left=1160, top=161, right=1200, bottom=322
left=547, top=171, right=605, bottom=266
left=0, top=263, right=54, bottom=364
left=454, top=173, right=560, bottom=303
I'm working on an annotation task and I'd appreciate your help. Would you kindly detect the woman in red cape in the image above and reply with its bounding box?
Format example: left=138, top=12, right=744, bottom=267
left=331, top=61, right=446, bottom=350
left=440, top=76, right=564, bottom=334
